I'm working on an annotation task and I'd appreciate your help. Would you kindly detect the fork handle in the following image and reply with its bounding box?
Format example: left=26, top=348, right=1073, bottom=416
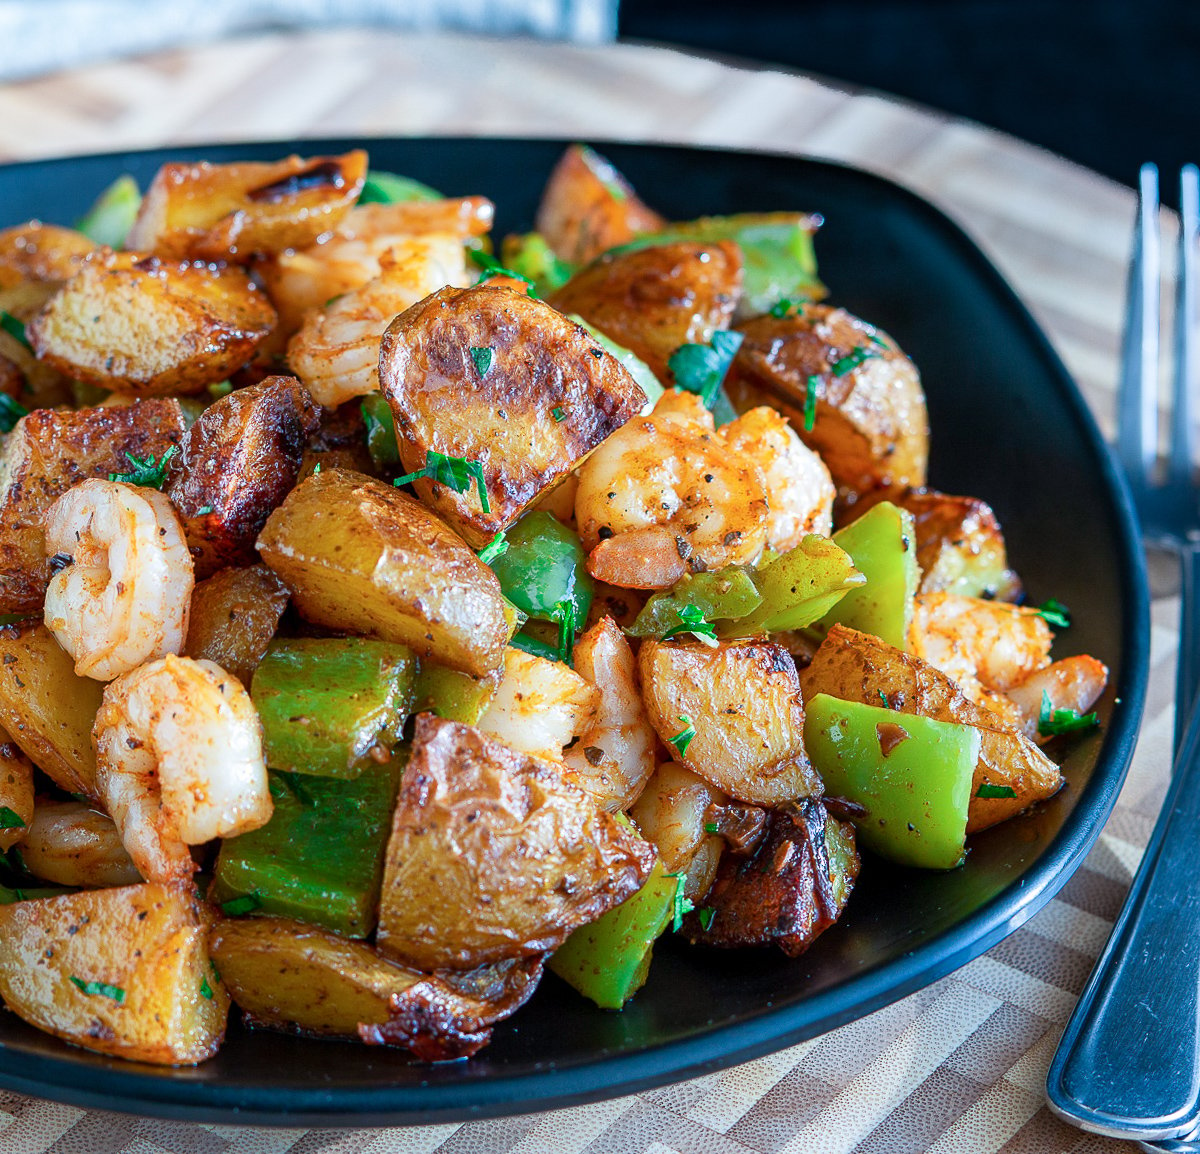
left=1178, top=542, right=1200, bottom=750
left=1047, top=666, right=1200, bottom=1140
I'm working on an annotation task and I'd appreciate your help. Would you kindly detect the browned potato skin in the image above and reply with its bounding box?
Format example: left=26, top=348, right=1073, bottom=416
left=28, top=253, right=277, bottom=396
left=20, top=799, right=141, bottom=888
left=0, top=884, right=229, bottom=1065
left=126, top=151, right=368, bottom=261
left=183, top=565, right=289, bottom=687
left=682, top=798, right=859, bottom=957
left=166, top=376, right=321, bottom=578
left=799, top=625, right=1063, bottom=833
left=535, top=143, right=666, bottom=265
left=0, top=282, right=74, bottom=409
left=209, top=916, right=544, bottom=1060
left=379, top=284, right=648, bottom=547
left=257, top=469, right=509, bottom=677
left=0, top=222, right=95, bottom=289
left=376, top=714, right=654, bottom=972
left=0, top=399, right=186, bottom=613
left=551, top=240, right=743, bottom=383
left=728, top=303, right=929, bottom=500
left=0, top=726, right=34, bottom=852
left=299, top=399, right=377, bottom=480
left=639, top=638, right=823, bottom=807
left=0, top=622, right=105, bottom=796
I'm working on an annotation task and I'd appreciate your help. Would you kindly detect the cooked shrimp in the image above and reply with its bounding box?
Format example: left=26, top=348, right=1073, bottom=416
left=575, top=389, right=770, bottom=589
left=1005, top=655, right=1109, bottom=744
left=722, top=406, right=835, bottom=549
left=43, top=479, right=194, bottom=681
left=563, top=617, right=657, bottom=810
left=287, top=238, right=471, bottom=408
left=629, top=760, right=726, bottom=877
left=93, top=655, right=271, bottom=885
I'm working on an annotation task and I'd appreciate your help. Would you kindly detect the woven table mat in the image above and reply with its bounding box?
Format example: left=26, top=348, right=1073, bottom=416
left=0, top=28, right=1166, bottom=1153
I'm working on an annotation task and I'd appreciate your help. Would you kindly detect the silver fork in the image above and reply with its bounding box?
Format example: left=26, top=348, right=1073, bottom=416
left=1046, top=163, right=1200, bottom=1148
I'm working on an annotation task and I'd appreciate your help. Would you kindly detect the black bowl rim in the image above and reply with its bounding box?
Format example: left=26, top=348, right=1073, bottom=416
left=0, top=135, right=1151, bottom=1127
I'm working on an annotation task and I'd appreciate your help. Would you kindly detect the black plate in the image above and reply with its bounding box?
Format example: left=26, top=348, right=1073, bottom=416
left=0, top=138, right=1149, bottom=1125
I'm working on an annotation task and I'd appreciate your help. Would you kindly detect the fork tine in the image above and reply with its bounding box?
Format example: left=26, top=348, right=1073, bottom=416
left=1169, top=165, right=1199, bottom=490
left=1117, top=163, right=1161, bottom=491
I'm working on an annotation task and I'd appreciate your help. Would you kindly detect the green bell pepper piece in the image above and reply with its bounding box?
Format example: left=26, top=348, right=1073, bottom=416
left=626, top=568, right=763, bottom=638
left=567, top=314, right=663, bottom=405
left=75, top=174, right=141, bottom=249
left=251, top=638, right=416, bottom=779
left=411, top=661, right=499, bottom=724
left=803, top=693, right=981, bottom=870
left=487, top=511, right=594, bottom=630
left=360, top=393, right=401, bottom=468
left=814, top=501, right=919, bottom=649
left=549, top=857, right=678, bottom=1009
left=211, top=764, right=398, bottom=938
left=501, top=232, right=575, bottom=296
left=357, top=170, right=443, bottom=204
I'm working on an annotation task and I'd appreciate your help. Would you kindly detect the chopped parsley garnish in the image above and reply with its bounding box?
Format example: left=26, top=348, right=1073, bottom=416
left=0, top=807, right=26, bottom=830
left=0, top=393, right=29, bottom=434
left=312, top=461, right=322, bottom=473
left=207, top=380, right=233, bottom=400
left=831, top=345, right=880, bottom=377
left=220, top=893, right=262, bottom=917
left=108, top=444, right=178, bottom=489
left=69, top=976, right=125, bottom=1003
left=1038, top=691, right=1099, bottom=737
left=975, top=782, right=1018, bottom=799
left=395, top=450, right=490, bottom=513
left=667, top=872, right=694, bottom=932
left=661, top=604, right=719, bottom=647
left=697, top=906, right=716, bottom=931
left=478, top=530, right=509, bottom=565
left=769, top=298, right=799, bottom=319
left=703, top=821, right=719, bottom=834
left=469, top=248, right=538, bottom=296
left=551, top=406, right=566, bottom=422
left=878, top=690, right=892, bottom=710
left=1036, top=598, right=1072, bottom=629
left=667, top=331, right=744, bottom=410
left=199, top=975, right=214, bottom=1000
left=669, top=715, right=696, bottom=758
left=0, top=310, right=31, bottom=351
left=553, top=597, right=577, bottom=664
left=470, top=346, right=494, bottom=377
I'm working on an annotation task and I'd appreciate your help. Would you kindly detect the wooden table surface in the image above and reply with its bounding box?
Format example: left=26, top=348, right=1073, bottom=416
left=0, top=27, right=1172, bottom=1154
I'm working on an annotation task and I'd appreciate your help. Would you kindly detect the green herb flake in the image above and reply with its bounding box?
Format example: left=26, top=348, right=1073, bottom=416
left=108, top=444, right=178, bottom=490
left=703, top=821, right=719, bottom=834
left=803, top=373, right=819, bottom=432
left=470, top=346, right=494, bottom=377
left=661, top=603, right=719, bottom=647
left=0, top=807, right=26, bottom=830
left=769, top=298, right=798, bottom=319
left=975, top=782, right=1018, bottom=799
left=1037, top=598, right=1072, bottom=629
left=831, top=345, right=880, bottom=377
left=669, top=715, right=697, bottom=758
left=667, top=331, right=744, bottom=410
left=220, top=893, right=262, bottom=917
left=0, top=310, right=31, bottom=351
left=698, top=906, right=716, bottom=931
left=667, top=872, right=694, bottom=932
left=469, top=248, right=538, bottom=296
left=0, top=393, right=29, bottom=434
left=196, top=505, right=214, bottom=516
left=478, top=530, right=509, bottom=565
left=878, top=690, right=892, bottom=710
left=69, top=976, right=126, bottom=1003
left=395, top=450, right=490, bottom=514
left=553, top=597, right=577, bottom=665
left=551, top=406, right=566, bottom=422
left=207, top=380, right=233, bottom=400
left=199, top=975, right=214, bottom=1000
left=1038, top=690, right=1099, bottom=738
left=312, top=461, right=322, bottom=473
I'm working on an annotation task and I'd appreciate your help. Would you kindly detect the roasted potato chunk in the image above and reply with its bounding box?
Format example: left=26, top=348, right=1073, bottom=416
left=166, top=376, right=320, bottom=578
left=210, top=916, right=543, bottom=1059
left=0, top=399, right=185, bottom=613
left=257, top=468, right=509, bottom=676
left=683, top=798, right=859, bottom=957
left=535, top=143, right=666, bottom=265
left=0, top=883, right=228, bottom=1065
left=799, top=624, right=1063, bottom=832
left=0, top=222, right=95, bottom=289
left=0, top=621, right=105, bottom=796
left=639, top=638, right=823, bottom=806
left=728, top=303, right=929, bottom=499
left=183, top=564, right=290, bottom=685
left=379, top=283, right=647, bottom=547
left=126, top=151, right=368, bottom=261
left=376, top=714, right=654, bottom=971
left=20, top=799, right=141, bottom=888
left=299, top=399, right=377, bottom=479
left=0, top=282, right=74, bottom=409
left=28, top=253, right=276, bottom=395
left=0, top=727, right=34, bottom=852
left=551, top=240, right=743, bottom=383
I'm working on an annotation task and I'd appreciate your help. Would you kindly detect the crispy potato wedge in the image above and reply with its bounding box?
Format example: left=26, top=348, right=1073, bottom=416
left=0, top=222, right=95, bottom=289
left=376, top=714, right=654, bottom=971
left=728, top=303, right=929, bottom=500
left=639, top=638, right=823, bottom=806
left=28, top=253, right=276, bottom=396
left=257, top=468, right=508, bottom=676
left=166, top=376, right=320, bottom=578
left=379, top=283, right=648, bottom=547
left=535, top=143, right=666, bottom=265
left=798, top=624, right=1063, bottom=832
left=0, top=621, right=105, bottom=796
left=20, top=799, right=141, bottom=888
left=0, top=726, right=34, bottom=852
left=0, top=399, right=185, bottom=613
left=126, top=151, right=368, bottom=261
left=0, top=883, right=228, bottom=1065
left=551, top=240, right=743, bottom=383
left=209, top=915, right=543, bottom=1059
left=183, top=564, right=290, bottom=686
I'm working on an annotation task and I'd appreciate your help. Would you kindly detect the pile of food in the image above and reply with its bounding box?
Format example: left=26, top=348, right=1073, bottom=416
left=0, top=144, right=1108, bottom=1066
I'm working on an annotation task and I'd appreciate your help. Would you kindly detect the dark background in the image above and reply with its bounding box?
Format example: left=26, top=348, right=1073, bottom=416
left=618, top=0, right=1199, bottom=208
